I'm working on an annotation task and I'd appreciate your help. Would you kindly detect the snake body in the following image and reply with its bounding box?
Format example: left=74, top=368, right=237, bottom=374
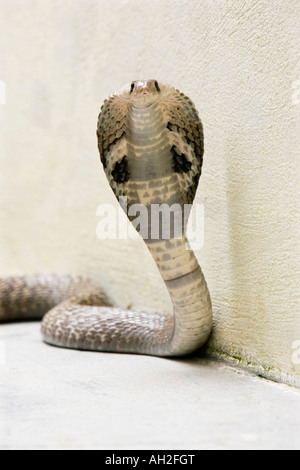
left=0, top=80, right=212, bottom=356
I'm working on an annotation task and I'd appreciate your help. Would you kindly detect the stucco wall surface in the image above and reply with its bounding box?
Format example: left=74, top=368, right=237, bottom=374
left=0, top=0, right=299, bottom=386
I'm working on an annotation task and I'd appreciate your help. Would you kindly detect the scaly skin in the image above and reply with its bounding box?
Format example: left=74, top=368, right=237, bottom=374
left=0, top=80, right=212, bottom=356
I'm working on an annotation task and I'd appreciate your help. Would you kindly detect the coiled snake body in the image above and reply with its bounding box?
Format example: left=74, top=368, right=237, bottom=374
left=0, top=80, right=212, bottom=356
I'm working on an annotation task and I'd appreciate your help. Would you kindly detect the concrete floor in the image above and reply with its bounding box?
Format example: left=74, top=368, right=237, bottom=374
left=0, top=322, right=299, bottom=450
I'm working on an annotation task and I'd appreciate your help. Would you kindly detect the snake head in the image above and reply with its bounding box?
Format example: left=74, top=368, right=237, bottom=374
left=128, top=79, right=161, bottom=106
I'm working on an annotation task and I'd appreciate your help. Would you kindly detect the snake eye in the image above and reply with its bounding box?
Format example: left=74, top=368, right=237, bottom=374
left=154, top=80, right=160, bottom=92
left=130, top=82, right=135, bottom=93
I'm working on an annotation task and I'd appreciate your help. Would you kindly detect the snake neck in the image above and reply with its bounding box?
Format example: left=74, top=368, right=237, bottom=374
left=120, top=103, right=212, bottom=356
left=124, top=103, right=187, bottom=241
left=126, top=102, right=185, bottom=202
left=145, top=236, right=211, bottom=356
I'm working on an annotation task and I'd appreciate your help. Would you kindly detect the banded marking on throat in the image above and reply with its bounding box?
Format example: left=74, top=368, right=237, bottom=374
left=127, top=103, right=166, bottom=148
left=126, top=102, right=174, bottom=183
left=146, top=237, right=199, bottom=283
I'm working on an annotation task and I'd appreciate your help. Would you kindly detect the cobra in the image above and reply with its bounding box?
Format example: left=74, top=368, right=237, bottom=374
left=0, top=80, right=212, bottom=356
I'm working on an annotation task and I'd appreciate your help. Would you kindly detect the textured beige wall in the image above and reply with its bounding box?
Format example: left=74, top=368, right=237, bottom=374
left=0, top=0, right=299, bottom=386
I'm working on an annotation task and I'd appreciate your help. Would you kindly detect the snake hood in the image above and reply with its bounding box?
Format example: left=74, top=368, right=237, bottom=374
left=97, top=79, right=204, bottom=211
